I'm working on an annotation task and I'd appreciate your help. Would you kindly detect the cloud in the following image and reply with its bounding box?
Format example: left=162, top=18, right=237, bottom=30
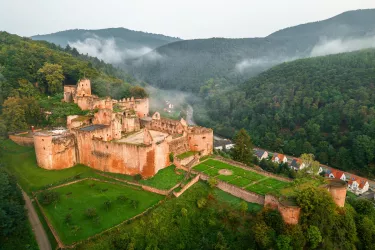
left=68, top=36, right=152, bottom=64
left=235, top=56, right=297, bottom=73
left=310, top=36, right=375, bottom=57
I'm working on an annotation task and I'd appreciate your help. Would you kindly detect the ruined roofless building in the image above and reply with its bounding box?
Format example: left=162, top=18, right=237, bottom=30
left=34, top=79, right=213, bottom=178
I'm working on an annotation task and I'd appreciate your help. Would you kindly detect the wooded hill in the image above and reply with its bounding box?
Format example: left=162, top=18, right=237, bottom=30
left=0, top=32, right=146, bottom=134
left=194, top=48, right=375, bottom=176
left=127, top=9, right=375, bottom=92
left=32, top=28, right=181, bottom=61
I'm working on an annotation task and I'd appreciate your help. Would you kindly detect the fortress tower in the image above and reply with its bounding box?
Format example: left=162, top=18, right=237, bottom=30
left=326, top=179, right=347, bottom=207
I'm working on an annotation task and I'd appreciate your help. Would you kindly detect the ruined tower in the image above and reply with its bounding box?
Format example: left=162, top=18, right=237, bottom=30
left=326, top=179, right=347, bottom=207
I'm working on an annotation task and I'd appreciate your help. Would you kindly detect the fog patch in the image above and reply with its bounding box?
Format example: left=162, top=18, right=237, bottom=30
left=68, top=36, right=152, bottom=64
left=235, top=56, right=297, bottom=73
left=310, top=36, right=375, bottom=57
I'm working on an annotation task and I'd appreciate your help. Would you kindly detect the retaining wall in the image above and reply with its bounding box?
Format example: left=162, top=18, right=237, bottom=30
left=173, top=174, right=200, bottom=197
left=9, top=134, right=34, bottom=147
left=199, top=172, right=265, bottom=205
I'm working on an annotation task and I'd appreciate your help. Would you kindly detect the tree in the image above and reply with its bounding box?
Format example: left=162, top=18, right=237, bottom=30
left=232, top=128, right=254, bottom=165
left=299, top=153, right=320, bottom=176
left=240, top=201, right=248, bottom=215
left=85, top=208, right=97, bottom=219
left=39, top=191, right=60, bottom=205
left=197, top=197, right=207, bottom=208
left=208, top=177, right=218, bottom=188
left=37, top=63, right=65, bottom=94
left=306, top=225, right=322, bottom=249
left=129, top=86, right=148, bottom=98
left=276, top=235, right=293, bottom=250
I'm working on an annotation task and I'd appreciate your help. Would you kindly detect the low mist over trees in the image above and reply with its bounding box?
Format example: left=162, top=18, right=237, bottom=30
left=195, top=48, right=375, bottom=176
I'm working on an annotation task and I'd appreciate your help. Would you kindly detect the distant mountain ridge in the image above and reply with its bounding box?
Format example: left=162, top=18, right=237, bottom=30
left=126, top=8, right=375, bottom=91
left=32, top=28, right=182, bottom=63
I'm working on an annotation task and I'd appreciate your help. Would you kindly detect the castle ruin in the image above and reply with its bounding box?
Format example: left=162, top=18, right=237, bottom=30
left=34, top=79, right=213, bottom=178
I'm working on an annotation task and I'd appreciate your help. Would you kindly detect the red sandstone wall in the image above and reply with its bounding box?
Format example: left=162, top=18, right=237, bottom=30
left=76, top=79, right=91, bottom=97
left=63, top=86, right=76, bottom=102
left=264, top=194, right=279, bottom=209
left=34, top=134, right=53, bottom=169
left=135, top=98, right=149, bottom=118
left=168, top=136, right=190, bottom=155
left=174, top=175, right=200, bottom=197
left=278, top=204, right=301, bottom=225
left=74, top=129, right=170, bottom=178
left=188, top=129, right=213, bottom=156
left=264, top=194, right=300, bottom=225
left=9, top=135, right=34, bottom=147
left=51, top=135, right=77, bottom=170
left=122, top=117, right=140, bottom=133
left=93, top=109, right=112, bottom=125
left=327, top=186, right=347, bottom=207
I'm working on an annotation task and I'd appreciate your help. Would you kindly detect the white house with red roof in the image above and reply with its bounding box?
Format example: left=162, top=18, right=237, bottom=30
left=328, top=169, right=346, bottom=181
left=272, top=153, right=288, bottom=164
left=347, top=175, right=369, bottom=194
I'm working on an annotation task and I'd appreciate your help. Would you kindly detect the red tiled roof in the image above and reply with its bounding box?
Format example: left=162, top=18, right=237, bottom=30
left=330, top=169, right=345, bottom=179
left=272, top=154, right=285, bottom=161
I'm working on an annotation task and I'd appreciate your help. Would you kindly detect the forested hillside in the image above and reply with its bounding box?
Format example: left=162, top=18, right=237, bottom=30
left=32, top=28, right=181, bottom=62
left=0, top=32, right=146, bottom=134
left=127, top=9, right=375, bottom=92
left=195, top=49, right=375, bottom=176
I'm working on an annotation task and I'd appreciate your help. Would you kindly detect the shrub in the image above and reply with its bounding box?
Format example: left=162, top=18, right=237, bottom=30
left=208, top=177, right=218, bottom=188
left=169, top=152, right=174, bottom=162
left=104, top=200, right=111, bottom=211
left=117, top=195, right=128, bottom=203
left=181, top=208, right=188, bottom=217
left=197, top=197, right=207, bottom=208
left=133, top=174, right=142, bottom=182
left=130, top=199, right=139, bottom=209
left=64, top=213, right=72, bottom=224
left=85, top=208, right=97, bottom=219
left=40, top=191, right=60, bottom=205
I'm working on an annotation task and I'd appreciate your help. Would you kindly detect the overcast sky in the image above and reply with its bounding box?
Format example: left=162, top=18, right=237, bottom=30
left=1, top=0, right=374, bottom=39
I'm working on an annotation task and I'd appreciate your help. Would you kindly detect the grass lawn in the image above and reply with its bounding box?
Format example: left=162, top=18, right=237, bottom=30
left=217, top=174, right=238, bottom=182
left=203, top=167, right=219, bottom=177
left=176, top=151, right=195, bottom=160
left=39, top=179, right=164, bottom=245
left=194, top=158, right=289, bottom=195
left=246, top=178, right=289, bottom=195
left=213, top=189, right=262, bottom=212
left=140, top=165, right=185, bottom=190
left=193, top=163, right=212, bottom=172
left=229, top=177, right=253, bottom=187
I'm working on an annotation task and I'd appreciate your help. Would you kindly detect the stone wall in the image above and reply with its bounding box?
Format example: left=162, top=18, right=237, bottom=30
left=34, top=133, right=77, bottom=170
left=199, top=173, right=265, bottom=204
left=9, top=134, right=34, bottom=147
left=188, top=128, right=213, bottom=156
left=169, top=136, right=189, bottom=155
left=74, top=128, right=170, bottom=178
left=173, top=174, right=200, bottom=197
left=326, top=179, right=347, bottom=207
left=265, top=194, right=301, bottom=225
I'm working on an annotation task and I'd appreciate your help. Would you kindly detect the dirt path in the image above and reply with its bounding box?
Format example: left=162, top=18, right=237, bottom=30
left=21, top=190, right=52, bottom=250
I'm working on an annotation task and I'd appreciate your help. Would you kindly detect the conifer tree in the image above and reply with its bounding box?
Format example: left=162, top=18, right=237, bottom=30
left=232, top=128, right=254, bottom=165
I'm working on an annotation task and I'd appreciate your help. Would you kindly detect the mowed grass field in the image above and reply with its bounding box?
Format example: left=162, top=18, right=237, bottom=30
left=39, top=179, right=164, bottom=245
left=193, top=159, right=289, bottom=195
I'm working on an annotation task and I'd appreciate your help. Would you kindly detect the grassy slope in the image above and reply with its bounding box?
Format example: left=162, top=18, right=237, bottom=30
left=40, top=179, right=163, bottom=245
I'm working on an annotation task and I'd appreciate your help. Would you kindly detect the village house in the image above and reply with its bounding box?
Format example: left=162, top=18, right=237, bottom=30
left=347, top=175, right=369, bottom=194
left=272, top=153, right=288, bottom=164
left=214, top=139, right=235, bottom=151
left=255, top=149, right=268, bottom=161
left=290, top=158, right=306, bottom=171
left=327, top=169, right=346, bottom=181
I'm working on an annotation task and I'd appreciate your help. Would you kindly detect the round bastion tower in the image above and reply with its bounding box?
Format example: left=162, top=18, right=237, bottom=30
left=326, top=179, right=347, bottom=207
left=34, top=132, right=54, bottom=170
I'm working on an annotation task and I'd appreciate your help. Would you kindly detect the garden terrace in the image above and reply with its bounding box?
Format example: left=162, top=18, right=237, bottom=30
left=193, top=159, right=289, bottom=196
left=37, top=179, right=164, bottom=245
